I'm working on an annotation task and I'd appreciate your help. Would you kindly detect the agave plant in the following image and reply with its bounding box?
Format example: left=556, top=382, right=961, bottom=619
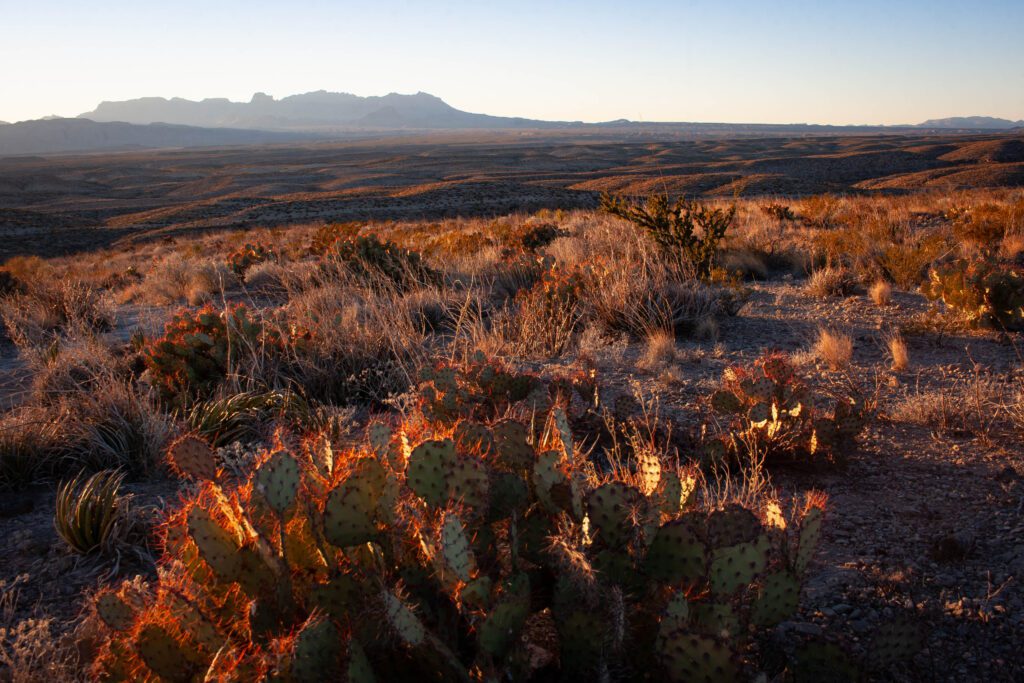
left=54, top=469, right=127, bottom=555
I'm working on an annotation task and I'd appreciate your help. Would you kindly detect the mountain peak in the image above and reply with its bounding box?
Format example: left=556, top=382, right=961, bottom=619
left=917, top=115, right=1024, bottom=129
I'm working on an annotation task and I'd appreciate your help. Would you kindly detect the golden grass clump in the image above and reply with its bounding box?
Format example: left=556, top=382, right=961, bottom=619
left=886, top=333, right=910, bottom=371
left=804, top=266, right=856, bottom=298
left=869, top=280, right=892, bottom=306
left=814, top=328, right=853, bottom=370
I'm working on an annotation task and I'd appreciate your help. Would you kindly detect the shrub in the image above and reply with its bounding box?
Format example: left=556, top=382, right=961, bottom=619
left=89, top=359, right=828, bottom=682
left=709, top=352, right=869, bottom=462
left=869, top=280, right=892, bottom=306
left=762, top=202, right=796, bottom=221
left=326, top=233, right=433, bottom=289
left=804, top=266, right=856, bottom=298
left=922, top=258, right=1024, bottom=330
left=600, top=193, right=735, bottom=279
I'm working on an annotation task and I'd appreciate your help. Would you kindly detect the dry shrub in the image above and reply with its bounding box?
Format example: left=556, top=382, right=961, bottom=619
left=891, top=375, right=1002, bottom=436
left=719, top=248, right=769, bottom=280
left=869, top=280, right=892, bottom=306
left=29, top=337, right=120, bottom=402
left=0, top=406, right=66, bottom=487
left=0, top=617, right=87, bottom=683
left=804, top=266, right=856, bottom=298
left=242, top=260, right=289, bottom=296
left=814, top=328, right=853, bottom=370
left=0, top=281, right=113, bottom=352
left=136, top=253, right=234, bottom=305
left=637, top=330, right=680, bottom=372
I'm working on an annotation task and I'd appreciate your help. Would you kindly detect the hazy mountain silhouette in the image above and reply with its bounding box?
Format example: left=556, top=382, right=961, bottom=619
left=78, top=91, right=571, bottom=131
left=917, top=116, right=1024, bottom=129
left=0, top=118, right=309, bottom=155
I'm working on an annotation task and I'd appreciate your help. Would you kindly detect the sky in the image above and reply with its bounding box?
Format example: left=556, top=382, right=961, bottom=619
left=1, top=0, right=1022, bottom=125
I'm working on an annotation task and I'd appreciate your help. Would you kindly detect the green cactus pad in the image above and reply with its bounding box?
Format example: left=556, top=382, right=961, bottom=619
left=453, top=420, right=494, bottom=454
left=323, top=481, right=378, bottom=548
left=866, top=616, right=925, bottom=670
left=447, top=454, right=490, bottom=514
left=587, top=482, right=639, bottom=547
left=293, top=617, right=341, bottom=683
left=751, top=569, right=800, bottom=627
left=407, top=439, right=455, bottom=507
left=558, top=610, right=605, bottom=674
left=491, top=420, right=534, bottom=470
left=709, top=534, right=770, bottom=595
left=690, top=602, right=740, bottom=637
left=311, top=574, right=366, bottom=620
left=165, top=594, right=225, bottom=654
left=439, top=513, right=476, bottom=583
left=646, top=516, right=707, bottom=584
left=706, top=504, right=762, bottom=549
left=487, top=471, right=529, bottom=521
left=710, top=390, right=743, bottom=414
left=167, top=436, right=217, bottom=480
left=795, top=506, right=823, bottom=575
left=367, top=422, right=392, bottom=457
left=383, top=591, right=425, bottom=647
left=748, top=401, right=772, bottom=426
left=479, top=597, right=529, bottom=657
left=187, top=506, right=242, bottom=582
left=658, top=629, right=737, bottom=683
left=95, top=591, right=135, bottom=631
left=347, top=640, right=375, bottom=683
left=533, top=449, right=568, bottom=513
left=460, top=575, right=493, bottom=610
left=746, top=376, right=775, bottom=402
left=636, top=449, right=662, bottom=496
left=552, top=407, right=573, bottom=459
left=136, top=624, right=202, bottom=683
left=255, top=451, right=300, bottom=516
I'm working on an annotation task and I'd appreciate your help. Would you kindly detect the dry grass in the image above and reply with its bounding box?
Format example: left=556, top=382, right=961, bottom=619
left=886, top=333, right=910, bottom=371
left=127, top=253, right=235, bottom=305
left=804, top=266, right=856, bottom=298
left=869, top=280, right=892, bottom=306
left=814, top=328, right=853, bottom=370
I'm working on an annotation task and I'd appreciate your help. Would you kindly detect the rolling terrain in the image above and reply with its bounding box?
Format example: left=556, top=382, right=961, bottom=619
left=2, top=130, right=1023, bottom=260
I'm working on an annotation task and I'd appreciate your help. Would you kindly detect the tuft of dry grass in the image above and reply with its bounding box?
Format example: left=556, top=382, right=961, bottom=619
left=814, top=328, right=853, bottom=370
left=131, top=253, right=235, bottom=305
left=869, top=280, right=892, bottom=306
left=804, top=266, right=856, bottom=298
left=637, top=331, right=678, bottom=371
left=886, top=333, right=910, bottom=371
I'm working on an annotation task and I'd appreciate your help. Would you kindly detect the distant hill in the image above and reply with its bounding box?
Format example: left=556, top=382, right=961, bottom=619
left=918, top=116, right=1024, bottom=130
left=0, top=118, right=310, bottom=155
left=78, top=91, right=571, bottom=131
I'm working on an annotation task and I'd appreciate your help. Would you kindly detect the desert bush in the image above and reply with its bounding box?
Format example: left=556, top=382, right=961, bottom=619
left=813, top=329, right=854, bottom=370
left=88, top=357, right=828, bottom=682
left=600, top=193, right=735, bottom=279
left=54, top=469, right=128, bottom=555
left=0, top=617, right=86, bottom=683
left=186, top=389, right=311, bottom=447
left=0, top=280, right=113, bottom=352
left=922, top=257, right=1024, bottom=330
left=799, top=193, right=844, bottom=228
left=762, top=202, right=796, bottom=222
left=886, top=333, right=910, bottom=371
left=507, top=265, right=587, bottom=357
left=709, top=352, right=870, bottom=463
left=138, top=253, right=234, bottom=305
left=0, top=407, right=66, bottom=487
left=325, top=233, right=434, bottom=290
left=242, top=260, right=290, bottom=295
left=952, top=203, right=1009, bottom=255
left=804, top=266, right=856, bottom=298
left=0, top=270, right=24, bottom=297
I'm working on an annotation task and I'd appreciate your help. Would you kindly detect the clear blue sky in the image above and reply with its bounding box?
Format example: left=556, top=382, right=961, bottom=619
left=1, top=0, right=1022, bottom=125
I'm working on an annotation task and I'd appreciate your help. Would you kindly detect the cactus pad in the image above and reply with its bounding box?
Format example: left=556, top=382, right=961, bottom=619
left=751, top=569, right=800, bottom=626
left=479, top=597, right=529, bottom=657
left=187, top=506, right=242, bottom=582
left=636, top=449, right=662, bottom=496
left=368, top=422, right=392, bottom=457
left=453, top=420, right=494, bottom=454
left=293, top=617, right=340, bottom=682
left=552, top=407, right=573, bottom=459
left=167, top=436, right=217, bottom=480
left=95, top=591, right=135, bottom=631
left=709, top=534, right=770, bottom=595
left=439, top=513, right=476, bottom=583
left=646, top=516, right=707, bottom=584
left=711, top=390, right=743, bottom=414
left=407, top=439, right=455, bottom=507
left=658, top=630, right=737, bottom=683
left=383, top=591, right=425, bottom=647
left=136, top=624, right=201, bottom=683
left=795, top=506, right=823, bottom=575
left=323, top=481, right=378, bottom=548
left=347, top=639, right=375, bottom=683
left=491, top=420, right=534, bottom=470
left=587, top=482, right=639, bottom=547
left=255, top=451, right=300, bottom=515
left=447, top=454, right=490, bottom=514
left=867, top=616, right=925, bottom=670
left=706, top=504, right=762, bottom=548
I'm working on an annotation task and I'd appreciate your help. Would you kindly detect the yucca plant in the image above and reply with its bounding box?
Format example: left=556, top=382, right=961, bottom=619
left=54, top=469, right=127, bottom=555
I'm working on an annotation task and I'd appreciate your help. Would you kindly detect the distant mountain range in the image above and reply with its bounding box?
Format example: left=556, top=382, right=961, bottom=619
left=0, top=90, right=1019, bottom=155
left=78, top=91, right=568, bottom=131
left=918, top=116, right=1024, bottom=130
